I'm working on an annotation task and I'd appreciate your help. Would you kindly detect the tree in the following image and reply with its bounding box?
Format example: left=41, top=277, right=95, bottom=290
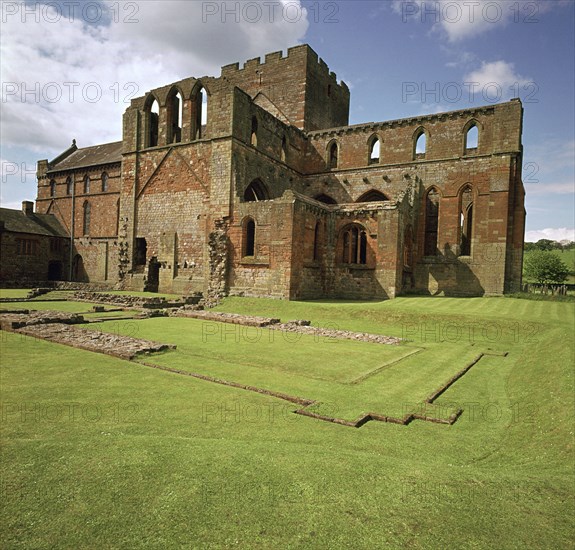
left=524, top=250, right=570, bottom=285
left=534, top=239, right=556, bottom=251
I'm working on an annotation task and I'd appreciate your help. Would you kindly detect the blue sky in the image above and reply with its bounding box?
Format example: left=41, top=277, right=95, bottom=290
left=1, top=0, right=574, bottom=241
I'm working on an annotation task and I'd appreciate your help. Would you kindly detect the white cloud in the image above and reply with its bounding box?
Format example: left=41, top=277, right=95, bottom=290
left=525, top=182, right=575, bottom=195
left=525, top=228, right=575, bottom=243
left=391, top=0, right=567, bottom=42
left=0, top=0, right=309, bottom=155
left=464, top=60, right=531, bottom=101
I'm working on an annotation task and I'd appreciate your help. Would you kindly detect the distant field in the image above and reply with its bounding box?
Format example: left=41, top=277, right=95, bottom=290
left=1, top=295, right=573, bottom=548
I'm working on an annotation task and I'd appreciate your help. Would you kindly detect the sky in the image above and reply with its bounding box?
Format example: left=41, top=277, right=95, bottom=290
left=1, top=0, right=574, bottom=242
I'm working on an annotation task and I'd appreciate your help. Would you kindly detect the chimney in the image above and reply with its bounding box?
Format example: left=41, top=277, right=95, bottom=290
left=22, top=201, right=34, bottom=216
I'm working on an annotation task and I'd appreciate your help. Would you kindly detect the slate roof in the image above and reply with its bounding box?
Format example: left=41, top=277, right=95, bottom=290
left=48, top=141, right=123, bottom=173
left=0, top=208, right=69, bottom=237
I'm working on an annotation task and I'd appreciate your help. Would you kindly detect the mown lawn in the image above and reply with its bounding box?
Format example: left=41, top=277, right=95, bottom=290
left=1, top=296, right=573, bottom=549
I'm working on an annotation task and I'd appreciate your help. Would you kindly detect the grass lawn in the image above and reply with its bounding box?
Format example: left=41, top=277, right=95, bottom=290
left=1, top=296, right=574, bottom=548
left=0, top=301, right=102, bottom=314
left=0, top=289, right=31, bottom=299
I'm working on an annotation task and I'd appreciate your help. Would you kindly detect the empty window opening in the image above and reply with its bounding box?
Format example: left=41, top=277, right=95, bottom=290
left=244, top=219, right=256, bottom=257
left=314, top=194, right=337, bottom=205
left=49, top=179, right=56, bottom=197
left=424, top=188, right=440, bottom=256
left=82, top=201, right=91, bottom=236
left=341, top=225, right=368, bottom=265
left=415, top=131, right=427, bottom=157
left=194, top=86, right=208, bottom=139
left=281, top=136, right=287, bottom=162
left=251, top=116, right=258, bottom=147
left=369, top=138, right=380, bottom=164
left=148, top=99, right=159, bottom=147
left=134, top=238, right=147, bottom=266
left=357, top=190, right=388, bottom=202
left=466, top=124, right=478, bottom=150
left=101, top=172, right=109, bottom=192
left=328, top=142, right=338, bottom=169
left=83, top=175, right=90, bottom=194
left=460, top=186, right=473, bottom=256
left=66, top=176, right=73, bottom=195
left=244, top=179, right=269, bottom=202
left=169, top=91, right=183, bottom=143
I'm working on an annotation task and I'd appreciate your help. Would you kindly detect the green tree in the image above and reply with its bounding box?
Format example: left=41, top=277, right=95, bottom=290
left=524, top=250, right=570, bottom=284
left=535, top=239, right=556, bottom=251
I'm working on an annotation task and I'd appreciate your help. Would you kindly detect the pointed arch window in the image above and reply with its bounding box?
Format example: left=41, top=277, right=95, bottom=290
left=460, top=186, right=474, bottom=256
left=168, top=90, right=183, bottom=144
left=341, top=225, right=368, bottom=265
left=83, top=175, right=90, bottom=194
left=357, top=190, right=388, bottom=202
left=424, top=188, right=440, bottom=256
left=251, top=116, right=258, bottom=147
left=66, top=176, right=73, bottom=195
left=146, top=97, right=159, bottom=147
left=313, top=221, right=321, bottom=261
left=194, top=86, right=208, bottom=139
left=369, top=136, right=381, bottom=164
left=244, top=179, right=269, bottom=202
left=101, top=172, right=109, bottom=192
left=281, top=135, right=287, bottom=162
left=243, top=218, right=256, bottom=257
left=314, top=194, right=337, bottom=205
left=414, top=129, right=427, bottom=159
left=328, top=141, right=338, bottom=169
left=82, top=201, right=91, bottom=236
left=465, top=124, right=479, bottom=151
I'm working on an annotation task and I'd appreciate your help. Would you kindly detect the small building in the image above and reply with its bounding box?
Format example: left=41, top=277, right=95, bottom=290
left=0, top=201, right=69, bottom=282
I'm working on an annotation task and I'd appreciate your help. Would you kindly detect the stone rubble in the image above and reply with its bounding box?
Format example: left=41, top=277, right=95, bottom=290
left=72, top=291, right=201, bottom=309
left=0, top=311, right=85, bottom=330
left=171, top=310, right=280, bottom=327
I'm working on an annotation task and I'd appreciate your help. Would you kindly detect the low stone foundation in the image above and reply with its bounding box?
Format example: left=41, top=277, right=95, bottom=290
left=72, top=291, right=202, bottom=309
left=170, top=310, right=402, bottom=345
left=16, top=323, right=175, bottom=359
left=0, top=311, right=85, bottom=330
left=172, top=310, right=280, bottom=327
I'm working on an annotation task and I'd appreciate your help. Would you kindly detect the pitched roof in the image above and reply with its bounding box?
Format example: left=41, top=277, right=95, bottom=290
left=48, top=141, right=123, bottom=172
left=0, top=208, right=69, bottom=237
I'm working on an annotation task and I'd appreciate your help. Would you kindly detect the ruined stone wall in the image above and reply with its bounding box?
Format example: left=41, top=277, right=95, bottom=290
left=221, top=44, right=349, bottom=132
left=32, top=48, right=524, bottom=299
left=71, top=238, right=119, bottom=283
left=228, top=196, right=295, bottom=299
left=127, top=144, right=212, bottom=294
